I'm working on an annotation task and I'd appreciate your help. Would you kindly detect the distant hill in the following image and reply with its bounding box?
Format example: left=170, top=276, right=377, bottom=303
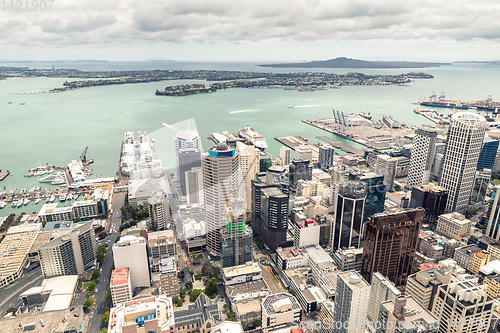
left=258, top=57, right=450, bottom=69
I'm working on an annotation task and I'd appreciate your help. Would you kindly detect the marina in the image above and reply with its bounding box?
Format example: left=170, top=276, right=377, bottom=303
left=0, top=170, right=10, bottom=181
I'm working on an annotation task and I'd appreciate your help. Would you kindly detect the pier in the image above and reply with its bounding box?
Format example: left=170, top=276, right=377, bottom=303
left=274, top=136, right=320, bottom=160
left=316, top=136, right=366, bottom=155
left=0, top=170, right=9, bottom=181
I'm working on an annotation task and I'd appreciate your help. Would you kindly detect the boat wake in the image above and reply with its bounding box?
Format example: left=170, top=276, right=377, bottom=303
left=230, top=109, right=254, bottom=114
left=292, top=104, right=327, bottom=108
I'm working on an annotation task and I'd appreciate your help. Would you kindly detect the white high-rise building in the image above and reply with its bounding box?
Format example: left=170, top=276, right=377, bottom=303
left=174, top=127, right=202, bottom=179
left=408, top=126, right=437, bottom=187
left=439, top=113, right=487, bottom=211
left=333, top=271, right=370, bottom=333
left=319, top=144, right=335, bottom=170
left=235, top=141, right=260, bottom=212
left=375, top=155, right=398, bottom=191
left=112, top=235, right=150, bottom=291
left=366, top=272, right=401, bottom=323
left=203, top=143, right=244, bottom=256
left=280, top=146, right=292, bottom=166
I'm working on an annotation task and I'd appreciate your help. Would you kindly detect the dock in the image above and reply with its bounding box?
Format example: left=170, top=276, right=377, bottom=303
left=274, top=136, right=320, bottom=160
left=0, top=170, right=10, bottom=181
left=317, top=136, right=366, bottom=155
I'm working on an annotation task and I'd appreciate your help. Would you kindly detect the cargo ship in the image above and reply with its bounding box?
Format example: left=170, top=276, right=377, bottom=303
left=238, top=125, right=268, bottom=150
left=418, top=92, right=469, bottom=110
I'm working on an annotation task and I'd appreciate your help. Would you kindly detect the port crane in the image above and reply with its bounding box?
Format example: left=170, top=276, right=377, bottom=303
left=80, top=147, right=94, bottom=167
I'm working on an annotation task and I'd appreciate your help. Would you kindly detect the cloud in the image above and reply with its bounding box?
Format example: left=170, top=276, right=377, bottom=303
left=0, top=0, right=499, bottom=55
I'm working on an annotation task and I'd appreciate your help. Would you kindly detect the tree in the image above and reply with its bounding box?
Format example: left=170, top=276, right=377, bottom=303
left=92, top=270, right=101, bottom=281
left=189, top=289, right=203, bottom=303
left=175, top=297, right=184, bottom=307
left=100, top=213, right=108, bottom=219
left=87, top=281, right=96, bottom=292
left=102, top=310, right=110, bottom=323
left=202, top=262, right=213, bottom=276
left=205, top=278, right=218, bottom=296
left=109, top=262, right=115, bottom=272
left=100, top=329, right=108, bottom=333
left=105, top=288, right=112, bottom=302
left=184, top=281, right=193, bottom=290
left=226, top=312, right=236, bottom=321
left=189, top=271, right=194, bottom=279
left=74, top=216, right=81, bottom=222
left=179, top=287, right=186, bottom=298
left=99, top=232, right=108, bottom=240
left=85, top=299, right=92, bottom=307
left=253, top=319, right=261, bottom=327
left=97, top=252, right=105, bottom=263
left=179, top=271, right=185, bottom=279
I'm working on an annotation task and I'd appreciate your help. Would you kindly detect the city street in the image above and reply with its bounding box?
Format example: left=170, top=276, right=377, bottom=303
left=0, top=267, right=43, bottom=316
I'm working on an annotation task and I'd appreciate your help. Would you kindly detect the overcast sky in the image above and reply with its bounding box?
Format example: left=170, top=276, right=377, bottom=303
left=1, top=0, right=499, bottom=62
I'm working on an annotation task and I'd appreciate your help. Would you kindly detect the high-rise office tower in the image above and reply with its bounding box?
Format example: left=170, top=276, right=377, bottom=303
left=431, top=281, right=493, bottom=333
left=178, top=147, right=201, bottom=196
left=174, top=127, right=202, bottom=183
left=288, top=159, right=313, bottom=189
left=235, top=141, right=260, bottom=213
left=361, top=209, right=423, bottom=287
left=439, top=112, right=487, bottom=212
left=113, top=235, right=150, bottom=291
left=477, top=135, right=499, bottom=171
left=470, top=169, right=491, bottom=204
left=333, top=271, right=371, bottom=333
left=280, top=146, right=292, bottom=166
left=220, top=198, right=252, bottom=268
left=485, top=185, right=500, bottom=241
left=185, top=167, right=203, bottom=205
left=409, top=184, right=448, bottom=224
left=38, top=222, right=97, bottom=279
left=251, top=172, right=289, bottom=250
left=148, top=190, right=170, bottom=231
left=203, top=143, right=244, bottom=256
left=408, top=126, right=437, bottom=187
left=359, top=172, right=386, bottom=219
left=318, top=144, right=335, bottom=170
left=331, top=182, right=366, bottom=250
left=375, top=155, right=398, bottom=191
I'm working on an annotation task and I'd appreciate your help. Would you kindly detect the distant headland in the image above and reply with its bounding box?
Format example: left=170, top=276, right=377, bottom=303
left=258, top=57, right=451, bottom=69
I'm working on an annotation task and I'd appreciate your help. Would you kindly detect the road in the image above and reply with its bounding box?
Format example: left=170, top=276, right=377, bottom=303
left=0, top=267, right=43, bottom=315
left=259, top=262, right=281, bottom=294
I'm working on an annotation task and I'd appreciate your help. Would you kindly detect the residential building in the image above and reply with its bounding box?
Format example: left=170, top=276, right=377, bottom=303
left=0, top=223, right=42, bottom=288
left=174, top=293, right=220, bottom=333
left=72, top=200, right=99, bottom=218
left=110, top=268, right=133, bottom=307
left=38, top=222, right=96, bottom=279
left=408, top=125, right=438, bottom=187
left=108, top=296, right=175, bottom=333
left=333, top=271, right=370, bottom=333
left=375, top=154, right=398, bottom=191
left=293, top=218, right=321, bottom=248
left=439, top=112, right=488, bottom=211
left=379, top=295, right=439, bottom=333
left=203, top=143, right=244, bottom=256
left=178, top=147, right=202, bottom=196
left=320, top=300, right=335, bottom=333
left=261, top=293, right=302, bottom=330
left=148, top=190, right=170, bottom=231
left=431, top=281, right=494, bottom=333
left=113, top=235, right=150, bottom=290
left=280, top=146, right=292, bottom=166
left=367, top=272, right=401, bottom=323
left=333, top=247, right=364, bottom=272
left=147, top=230, right=177, bottom=273
left=436, top=212, right=473, bottom=239
left=37, top=203, right=73, bottom=223
left=410, top=184, right=448, bottom=224
left=361, top=209, right=423, bottom=287
left=319, top=144, right=335, bottom=170
left=158, top=257, right=179, bottom=298
left=331, top=182, right=366, bottom=250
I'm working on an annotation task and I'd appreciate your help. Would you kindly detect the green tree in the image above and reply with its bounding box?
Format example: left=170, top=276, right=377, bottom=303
left=74, top=216, right=81, bottom=222
left=184, top=281, right=193, bottom=290
left=226, top=312, right=236, bottom=321
left=179, top=271, right=185, bottom=279
left=202, top=262, right=213, bottom=276
left=102, top=310, right=110, bottom=323
left=109, top=262, right=115, bottom=272
left=179, top=287, right=186, bottom=298
left=85, top=299, right=92, bottom=307
left=205, top=278, right=218, bottom=296
left=100, top=213, right=108, bottom=219
left=92, top=270, right=101, bottom=281
left=100, top=329, right=108, bottom=333
left=253, top=319, right=261, bottom=327
left=175, top=297, right=184, bottom=307
left=105, top=288, right=112, bottom=302
left=189, top=289, right=203, bottom=303
left=87, top=281, right=96, bottom=292
left=99, top=232, right=108, bottom=240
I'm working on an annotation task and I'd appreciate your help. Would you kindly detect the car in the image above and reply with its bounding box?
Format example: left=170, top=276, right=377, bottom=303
left=74, top=314, right=79, bottom=317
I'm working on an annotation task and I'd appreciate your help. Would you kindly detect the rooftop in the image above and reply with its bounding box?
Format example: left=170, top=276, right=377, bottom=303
left=262, top=293, right=301, bottom=316
left=0, top=306, right=83, bottom=333
left=382, top=296, right=439, bottom=330
left=223, top=262, right=261, bottom=279
left=21, top=275, right=78, bottom=312
left=338, top=271, right=370, bottom=290
left=111, top=268, right=130, bottom=287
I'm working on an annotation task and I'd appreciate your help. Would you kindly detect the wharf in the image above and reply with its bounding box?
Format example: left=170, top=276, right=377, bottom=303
left=317, top=136, right=366, bottom=155
left=0, top=170, right=10, bottom=181
left=274, top=136, right=320, bottom=160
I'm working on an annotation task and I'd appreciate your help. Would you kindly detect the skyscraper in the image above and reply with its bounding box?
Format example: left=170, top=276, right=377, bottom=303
left=366, top=272, right=401, bottom=323
left=409, top=184, right=448, bottom=224
left=251, top=172, right=289, bottom=250
left=318, top=144, right=335, bottom=170
left=174, top=127, right=202, bottom=188
left=361, top=208, right=423, bottom=287
left=359, top=172, right=386, bottom=219
left=235, top=141, right=260, bottom=213
left=288, top=159, right=313, bottom=190
left=148, top=190, right=170, bottom=231
left=113, top=235, right=150, bottom=291
left=331, top=182, right=366, bottom=250
left=408, top=125, right=437, bottom=187
left=220, top=198, right=252, bottom=268
left=203, top=143, right=244, bottom=256
left=439, top=112, right=487, bottom=211
left=375, top=155, right=398, bottom=191
left=178, top=147, right=201, bottom=196
left=280, top=146, right=291, bottom=166
left=477, top=135, right=499, bottom=171
left=185, top=167, right=203, bottom=205
left=485, top=185, right=500, bottom=241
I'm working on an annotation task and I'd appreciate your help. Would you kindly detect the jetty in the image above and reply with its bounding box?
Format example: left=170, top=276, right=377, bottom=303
left=316, top=136, right=365, bottom=155
left=0, top=170, right=10, bottom=181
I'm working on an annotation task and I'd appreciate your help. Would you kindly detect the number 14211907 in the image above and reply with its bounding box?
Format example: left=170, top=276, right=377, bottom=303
left=2, top=0, right=54, bottom=11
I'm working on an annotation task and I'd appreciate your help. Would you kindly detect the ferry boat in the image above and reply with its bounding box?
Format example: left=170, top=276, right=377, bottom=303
left=238, top=125, right=268, bottom=150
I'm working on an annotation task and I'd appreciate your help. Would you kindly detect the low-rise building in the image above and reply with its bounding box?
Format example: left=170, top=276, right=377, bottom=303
left=471, top=251, right=491, bottom=274
left=293, top=218, right=321, bottom=247
left=454, top=245, right=482, bottom=272
left=110, top=268, right=133, bottom=307
left=20, top=275, right=78, bottom=312
left=333, top=247, right=364, bottom=272
left=108, top=296, right=175, bottom=333
left=379, top=295, right=439, bottom=333
left=222, top=262, right=262, bottom=286
left=484, top=274, right=500, bottom=298
left=174, top=293, right=219, bottom=333
left=436, top=212, right=473, bottom=239
left=261, top=293, right=302, bottom=330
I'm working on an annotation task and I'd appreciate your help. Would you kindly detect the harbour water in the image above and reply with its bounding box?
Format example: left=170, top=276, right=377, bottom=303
left=1, top=61, right=499, bottom=216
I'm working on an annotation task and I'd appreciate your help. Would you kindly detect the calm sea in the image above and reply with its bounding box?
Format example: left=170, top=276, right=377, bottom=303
left=1, top=61, right=499, bottom=216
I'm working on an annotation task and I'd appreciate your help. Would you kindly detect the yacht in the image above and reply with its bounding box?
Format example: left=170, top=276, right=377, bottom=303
left=0, top=201, right=6, bottom=209
left=34, top=198, right=42, bottom=204
left=23, top=198, right=29, bottom=205
left=59, top=194, right=66, bottom=201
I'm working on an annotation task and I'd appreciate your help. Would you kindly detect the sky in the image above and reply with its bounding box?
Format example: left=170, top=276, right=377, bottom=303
left=1, top=0, right=500, bottom=62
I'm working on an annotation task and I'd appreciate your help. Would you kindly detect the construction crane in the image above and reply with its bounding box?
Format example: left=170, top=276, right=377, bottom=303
left=80, top=147, right=94, bottom=167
